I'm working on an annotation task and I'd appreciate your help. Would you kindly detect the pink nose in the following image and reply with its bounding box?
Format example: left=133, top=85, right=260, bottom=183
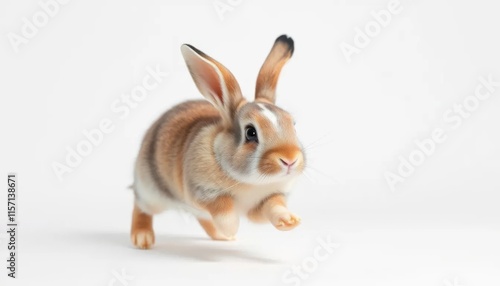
left=279, top=158, right=297, bottom=167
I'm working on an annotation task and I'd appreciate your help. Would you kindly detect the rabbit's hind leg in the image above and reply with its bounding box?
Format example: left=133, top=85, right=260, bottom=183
left=130, top=203, right=155, bottom=249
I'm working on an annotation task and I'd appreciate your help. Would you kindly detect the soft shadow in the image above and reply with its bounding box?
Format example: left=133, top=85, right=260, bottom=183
left=70, top=231, right=281, bottom=264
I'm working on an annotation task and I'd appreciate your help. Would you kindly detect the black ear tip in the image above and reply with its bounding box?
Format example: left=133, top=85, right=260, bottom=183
left=275, top=34, right=294, bottom=55
left=182, top=44, right=207, bottom=57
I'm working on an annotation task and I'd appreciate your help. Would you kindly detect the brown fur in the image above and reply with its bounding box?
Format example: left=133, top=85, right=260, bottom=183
left=131, top=35, right=302, bottom=248
left=197, top=218, right=219, bottom=239
left=200, top=194, right=235, bottom=216
left=140, top=100, right=220, bottom=200
left=255, top=36, right=294, bottom=103
left=259, top=144, right=302, bottom=174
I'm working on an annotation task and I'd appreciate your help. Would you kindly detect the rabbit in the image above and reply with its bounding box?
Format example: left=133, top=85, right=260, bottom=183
left=130, top=35, right=305, bottom=249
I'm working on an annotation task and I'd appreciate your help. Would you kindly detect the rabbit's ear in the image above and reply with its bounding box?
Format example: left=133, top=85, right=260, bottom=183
left=181, top=44, right=244, bottom=125
left=255, top=35, right=294, bottom=104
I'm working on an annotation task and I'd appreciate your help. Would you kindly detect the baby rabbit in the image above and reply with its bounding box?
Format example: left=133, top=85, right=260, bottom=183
left=131, top=35, right=305, bottom=249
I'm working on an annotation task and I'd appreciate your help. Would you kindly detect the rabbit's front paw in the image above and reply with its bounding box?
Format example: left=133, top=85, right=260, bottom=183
left=270, top=208, right=301, bottom=231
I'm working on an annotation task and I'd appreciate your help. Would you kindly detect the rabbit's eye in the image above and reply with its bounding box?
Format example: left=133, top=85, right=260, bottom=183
left=245, top=125, right=258, bottom=143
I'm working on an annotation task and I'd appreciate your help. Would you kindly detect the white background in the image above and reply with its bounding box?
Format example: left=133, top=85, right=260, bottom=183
left=1, top=0, right=499, bottom=285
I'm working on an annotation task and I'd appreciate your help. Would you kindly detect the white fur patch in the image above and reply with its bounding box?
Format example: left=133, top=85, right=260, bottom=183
left=134, top=166, right=171, bottom=215
left=134, top=164, right=209, bottom=219
left=270, top=204, right=291, bottom=217
left=213, top=213, right=239, bottom=237
left=257, top=103, right=279, bottom=129
left=234, top=179, right=297, bottom=213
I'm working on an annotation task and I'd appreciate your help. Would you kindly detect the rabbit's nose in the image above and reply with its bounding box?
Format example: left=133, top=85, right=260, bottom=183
left=279, top=158, right=297, bottom=167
